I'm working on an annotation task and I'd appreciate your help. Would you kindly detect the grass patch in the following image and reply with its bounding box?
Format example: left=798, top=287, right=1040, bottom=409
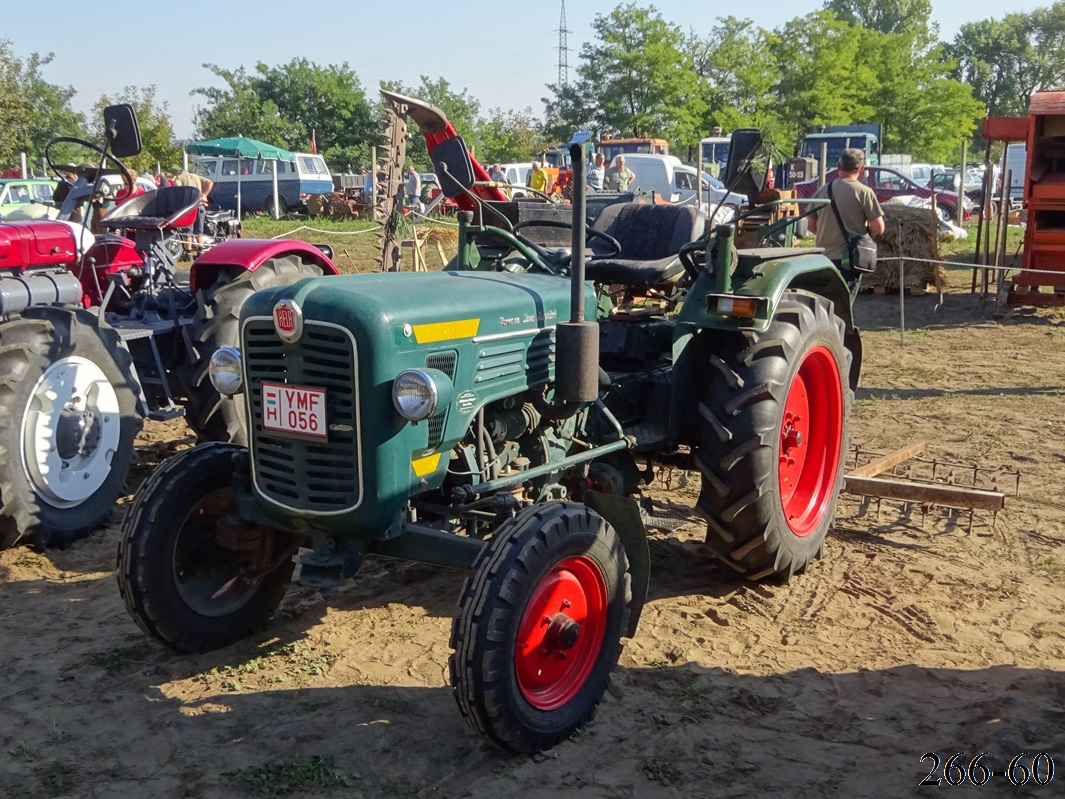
left=35, top=762, right=79, bottom=797
left=9, top=742, right=38, bottom=761
left=207, top=641, right=337, bottom=692
left=223, top=755, right=352, bottom=797
left=87, top=641, right=153, bottom=674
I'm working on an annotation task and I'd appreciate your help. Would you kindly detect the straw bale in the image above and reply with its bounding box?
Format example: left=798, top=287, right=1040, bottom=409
left=864, top=205, right=945, bottom=292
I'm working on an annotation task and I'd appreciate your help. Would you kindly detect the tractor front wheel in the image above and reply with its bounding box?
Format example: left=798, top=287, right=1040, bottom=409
left=696, top=289, right=852, bottom=581
left=116, top=443, right=296, bottom=653
left=181, top=255, right=323, bottom=445
left=449, top=502, right=630, bottom=753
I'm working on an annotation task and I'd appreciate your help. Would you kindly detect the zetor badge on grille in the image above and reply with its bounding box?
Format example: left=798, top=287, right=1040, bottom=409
left=117, top=91, right=859, bottom=757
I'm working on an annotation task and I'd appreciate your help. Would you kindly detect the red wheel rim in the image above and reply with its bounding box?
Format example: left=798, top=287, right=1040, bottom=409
left=778, top=345, right=844, bottom=536
left=515, top=556, right=608, bottom=711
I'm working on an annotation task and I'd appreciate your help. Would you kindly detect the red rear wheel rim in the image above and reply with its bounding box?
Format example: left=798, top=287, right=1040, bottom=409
left=778, top=345, right=843, bottom=536
left=515, top=556, right=608, bottom=711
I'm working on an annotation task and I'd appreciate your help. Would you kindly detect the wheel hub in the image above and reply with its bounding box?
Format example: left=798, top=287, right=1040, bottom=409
left=777, top=346, right=844, bottom=536
left=55, top=405, right=102, bottom=460
left=515, top=557, right=608, bottom=711
left=21, top=355, right=122, bottom=508
left=543, top=610, right=581, bottom=651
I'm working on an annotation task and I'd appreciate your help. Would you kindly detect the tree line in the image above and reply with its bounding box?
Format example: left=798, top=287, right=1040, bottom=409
left=3, top=1, right=1065, bottom=175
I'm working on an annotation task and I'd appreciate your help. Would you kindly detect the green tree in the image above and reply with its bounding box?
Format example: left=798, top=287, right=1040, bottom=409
left=193, top=65, right=307, bottom=149
left=685, top=18, right=786, bottom=147
left=254, top=58, right=378, bottom=171
left=0, top=40, right=85, bottom=171
left=94, top=86, right=181, bottom=173
left=766, top=11, right=877, bottom=150
left=562, top=3, right=705, bottom=153
left=859, top=28, right=982, bottom=160
left=479, top=107, right=550, bottom=165
left=950, top=4, right=1065, bottom=118
left=823, top=0, right=934, bottom=37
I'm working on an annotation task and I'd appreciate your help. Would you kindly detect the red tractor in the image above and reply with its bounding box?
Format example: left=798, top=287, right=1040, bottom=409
left=0, top=104, right=339, bottom=551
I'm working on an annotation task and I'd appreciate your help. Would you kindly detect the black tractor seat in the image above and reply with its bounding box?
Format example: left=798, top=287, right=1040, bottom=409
left=585, top=203, right=705, bottom=288
left=100, top=186, right=201, bottom=231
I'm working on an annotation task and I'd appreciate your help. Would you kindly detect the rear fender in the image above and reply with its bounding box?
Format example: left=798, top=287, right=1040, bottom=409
left=189, top=238, right=339, bottom=295
left=670, top=254, right=860, bottom=441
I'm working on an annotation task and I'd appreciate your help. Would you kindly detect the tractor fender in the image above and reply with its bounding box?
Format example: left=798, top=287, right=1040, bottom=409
left=671, top=254, right=861, bottom=442
left=189, top=238, right=339, bottom=295
left=583, top=490, right=650, bottom=639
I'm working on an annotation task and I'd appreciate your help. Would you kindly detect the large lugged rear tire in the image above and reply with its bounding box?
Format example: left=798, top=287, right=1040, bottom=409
left=0, top=307, right=141, bottom=550
left=181, top=255, right=323, bottom=445
left=449, top=502, right=631, bottom=754
left=116, top=443, right=295, bottom=653
left=695, top=290, right=852, bottom=581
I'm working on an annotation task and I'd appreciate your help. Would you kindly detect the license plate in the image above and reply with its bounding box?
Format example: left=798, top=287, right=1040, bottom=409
left=262, top=382, right=327, bottom=439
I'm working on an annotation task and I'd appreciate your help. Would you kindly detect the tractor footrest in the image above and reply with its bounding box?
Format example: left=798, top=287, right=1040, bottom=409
left=147, top=406, right=185, bottom=421
left=625, top=423, right=668, bottom=452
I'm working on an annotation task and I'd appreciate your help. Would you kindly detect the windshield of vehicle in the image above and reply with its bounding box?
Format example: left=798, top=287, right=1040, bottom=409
left=298, top=156, right=330, bottom=175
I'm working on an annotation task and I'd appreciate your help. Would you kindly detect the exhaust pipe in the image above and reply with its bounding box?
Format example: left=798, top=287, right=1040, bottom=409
left=554, top=144, right=599, bottom=404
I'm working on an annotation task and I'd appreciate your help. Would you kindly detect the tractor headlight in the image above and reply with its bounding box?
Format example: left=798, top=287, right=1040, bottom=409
left=392, top=369, right=439, bottom=421
left=209, top=347, right=244, bottom=396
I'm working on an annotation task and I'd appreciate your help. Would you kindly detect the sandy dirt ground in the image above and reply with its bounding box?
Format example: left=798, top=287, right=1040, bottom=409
left=1, top=269, right=1064, bottom=799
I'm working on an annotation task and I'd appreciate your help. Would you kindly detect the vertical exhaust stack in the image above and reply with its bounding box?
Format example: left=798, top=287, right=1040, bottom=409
left=554, top=144, right=599, bottom=403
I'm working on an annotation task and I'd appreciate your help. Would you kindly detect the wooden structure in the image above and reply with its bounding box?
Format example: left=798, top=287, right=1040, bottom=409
left=1013, top=91, right=1065, bottom=304
left=734, top=187, right=799, bottom=248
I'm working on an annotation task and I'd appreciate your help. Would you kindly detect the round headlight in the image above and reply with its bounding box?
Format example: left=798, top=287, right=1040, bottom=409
left=209, top=347, right=243, bottom=396
left=392, top=369, right=439, bottom=421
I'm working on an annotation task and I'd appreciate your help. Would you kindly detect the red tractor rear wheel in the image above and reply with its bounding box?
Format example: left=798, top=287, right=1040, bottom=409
left=695, top=290, right=852, bottom=580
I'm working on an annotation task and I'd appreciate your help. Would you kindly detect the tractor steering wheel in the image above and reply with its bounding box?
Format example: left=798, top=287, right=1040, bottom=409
left=512, top=219, right=622, bottom=259
left=45, top=136, right=135, bottom=197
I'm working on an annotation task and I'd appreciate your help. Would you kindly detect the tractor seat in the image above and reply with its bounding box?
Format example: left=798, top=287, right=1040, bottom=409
left=100, top=186, right=201, bottom=231
left=585, top=203, right=705, bottom=287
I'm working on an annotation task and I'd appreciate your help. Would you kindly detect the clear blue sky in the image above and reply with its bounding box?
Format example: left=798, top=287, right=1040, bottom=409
left=2, top=0, right=1049, bottom=138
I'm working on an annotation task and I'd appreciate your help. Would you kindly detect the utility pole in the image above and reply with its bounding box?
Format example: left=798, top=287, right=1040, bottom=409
left=557, top=0, right=570, bottom=87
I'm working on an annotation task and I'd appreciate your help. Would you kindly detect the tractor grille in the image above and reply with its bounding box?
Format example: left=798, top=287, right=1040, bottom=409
left=475, top=334, right=555, bottom=390
left=424, top=350, right=457, bottom=449
left=245, top=319, right=361, bottom=514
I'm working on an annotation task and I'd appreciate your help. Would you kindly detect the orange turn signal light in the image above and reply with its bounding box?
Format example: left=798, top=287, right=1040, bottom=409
left=716, top=296, right=760, bottom=317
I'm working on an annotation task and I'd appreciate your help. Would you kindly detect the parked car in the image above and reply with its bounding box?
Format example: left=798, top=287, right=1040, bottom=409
left=794, top=165, right=974, bottom=219
left=0, top=178, right=57, bottom=220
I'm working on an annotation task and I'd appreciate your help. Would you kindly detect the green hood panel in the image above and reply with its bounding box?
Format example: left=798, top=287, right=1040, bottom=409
left=240, top=270, right=596, bottom=538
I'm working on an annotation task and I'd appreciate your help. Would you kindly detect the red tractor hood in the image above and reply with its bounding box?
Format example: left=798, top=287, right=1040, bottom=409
left=0, top=220, right=79, bottom=271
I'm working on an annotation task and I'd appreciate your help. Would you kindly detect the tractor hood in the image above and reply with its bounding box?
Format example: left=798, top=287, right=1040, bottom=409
left=237, top=270, right=596, bottom=537
left=0, top=220, right=79, bottom=270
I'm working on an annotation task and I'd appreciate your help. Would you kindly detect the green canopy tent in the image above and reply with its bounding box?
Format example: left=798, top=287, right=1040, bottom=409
left=184, top=136, right=297, bottom=219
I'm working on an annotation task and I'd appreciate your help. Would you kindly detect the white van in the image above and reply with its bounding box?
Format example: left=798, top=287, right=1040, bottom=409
left=190, top=152, right=332, bottom=214
left=617, top=153, right=746, bottom=208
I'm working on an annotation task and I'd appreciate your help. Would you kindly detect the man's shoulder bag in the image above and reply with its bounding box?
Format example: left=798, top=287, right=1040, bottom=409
left=827, top=181, right=877, bottom=273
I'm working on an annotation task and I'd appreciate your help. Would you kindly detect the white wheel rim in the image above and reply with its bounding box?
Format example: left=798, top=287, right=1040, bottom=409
left=21, top=355, right=121, bottom=508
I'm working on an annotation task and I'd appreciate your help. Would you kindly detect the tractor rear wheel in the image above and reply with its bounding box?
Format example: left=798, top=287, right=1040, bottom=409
left=695, top=289, right=852, bottom=581
left=0, top=307, right=141, bottom=551
left=181, top=256, right=323, bottom=446
left=117, top=443, right=296, bottom=653
left=449, top=502, right=630, bottom=753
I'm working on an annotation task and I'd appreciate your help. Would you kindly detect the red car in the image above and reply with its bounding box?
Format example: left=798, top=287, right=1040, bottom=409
left=794, top=165, right=974, bottom=220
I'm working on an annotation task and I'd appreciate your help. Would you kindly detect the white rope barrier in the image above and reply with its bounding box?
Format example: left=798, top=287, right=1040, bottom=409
left=269, top=224, right=381, bottom=240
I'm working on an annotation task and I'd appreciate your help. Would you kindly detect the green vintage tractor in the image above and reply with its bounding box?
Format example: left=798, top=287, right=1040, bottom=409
left=117, top=93, right=859, bottom=754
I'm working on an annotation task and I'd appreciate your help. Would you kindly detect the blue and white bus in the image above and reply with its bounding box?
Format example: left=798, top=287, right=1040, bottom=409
left=191, top=152, right=333, bottom=214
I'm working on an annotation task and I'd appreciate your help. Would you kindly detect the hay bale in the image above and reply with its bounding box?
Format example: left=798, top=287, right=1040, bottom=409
left=865, top=205, right=945, bottom=292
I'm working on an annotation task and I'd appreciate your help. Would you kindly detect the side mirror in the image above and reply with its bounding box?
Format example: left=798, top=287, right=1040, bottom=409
left=724, top=128, right=767, bottom=197
left=431, top=136, right=475, bottom=198
left=103, top=104, right=142, bottom=159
